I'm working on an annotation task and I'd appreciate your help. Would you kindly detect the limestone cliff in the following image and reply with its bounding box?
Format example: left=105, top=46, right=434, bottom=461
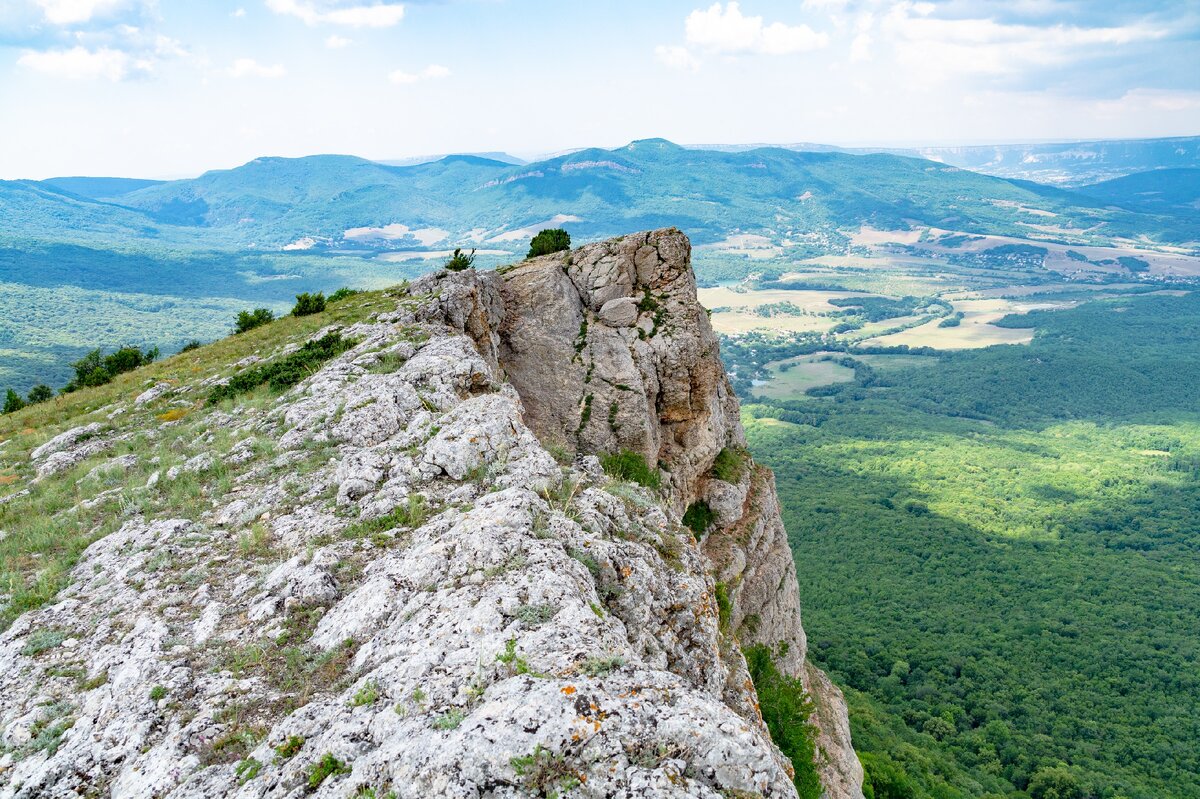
left=0, top=229, right=861, bottom=798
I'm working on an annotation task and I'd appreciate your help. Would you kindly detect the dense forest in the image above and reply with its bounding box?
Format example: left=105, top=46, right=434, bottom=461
left=733, top=292, right=1200, bottom=799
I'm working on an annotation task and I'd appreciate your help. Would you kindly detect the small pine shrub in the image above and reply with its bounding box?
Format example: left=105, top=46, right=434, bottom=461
left=600, top=450, right=661, bottom=490
left=149, top=685, right=167, bottom=701
left=328, top=287, right=360, bottom=302
left=180, top=340, right=203, bottom=352
left=292, top=292, right=326, bottom=317
left=26, top=384, right=53, bottom=404
left=235, top=308, right=275, bottom=334
left=3, top=389, right=24, bottom=414
left=444, top=248, right=476, bottom=272
left=527, top=228, right=571, bottom=259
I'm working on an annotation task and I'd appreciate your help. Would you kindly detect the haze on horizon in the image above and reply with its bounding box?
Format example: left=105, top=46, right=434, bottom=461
left=1, top=0, right=1198, bottom=180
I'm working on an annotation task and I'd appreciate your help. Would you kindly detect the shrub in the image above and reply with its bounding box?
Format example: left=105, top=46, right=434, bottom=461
left=714, top=582, right=732, bottom=631
left=328, top=287, right=360, bottom=302
left=149, top=685, right=167, bottom=701
left=3, top=389, right=24, bottom=415
left=527, top=228, right=571, bottom=259
left=682, top=501, right=715, bottom=538
left=711, top=447, right=749, bottom=483
left=207, top=332, right=355, bottom=404
left=599, top=450, right=660, bottom=490
left=64, top=345, right=158, bottom=392
left=444, top=248, right=476, bottom=272
left=26, top=384, right=53, bottom=404
left=307, top=753, right=350, bottom=788
left=292, top=292, right=326, bottom=317
left=235, top=308, right=275, bottom=334
left=274, top=735, right=305, bottom=760
left=744, top=645, right=821, bottom=799
left=180, top=340, right=203, bottom=353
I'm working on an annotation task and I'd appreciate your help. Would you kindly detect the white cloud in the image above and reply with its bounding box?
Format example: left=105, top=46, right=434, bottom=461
left=325, top=34, right=351, bottom=48
left=17, top=45, right=146, bottom=80
left=881, top=1, right=1167, bottom=81
left=849, top=11, right=873, bottom=62
left=388, top=63, right=449, bottom=84
left=34, top=0, right=130, bottom=25
left=685, top=2, right=828, bottom=55
left=265, top=0, right=405, bottom=28
left=233, top=7, right=246, bottom=17
left=655, top=45, right=700, bottom=72
left=226, top=57, right=287, bottom=78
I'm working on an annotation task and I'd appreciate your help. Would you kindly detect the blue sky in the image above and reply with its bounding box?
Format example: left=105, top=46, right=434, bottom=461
left=1, top=0, right=1197, bottom=178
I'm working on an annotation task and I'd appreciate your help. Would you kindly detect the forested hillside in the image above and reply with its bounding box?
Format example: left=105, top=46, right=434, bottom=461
left=736, top=292, right=1200, bottom=799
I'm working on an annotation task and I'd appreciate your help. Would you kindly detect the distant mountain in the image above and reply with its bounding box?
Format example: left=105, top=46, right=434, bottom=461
left=41, top=176, right=164, bottom=199
left=34, top=137, right=1185, bottom=252
left=902, top=136, right=1200, bottom=187
left=376, top=151, right=526, bottom=167
left=1075, top=168, right=1200, bottom=219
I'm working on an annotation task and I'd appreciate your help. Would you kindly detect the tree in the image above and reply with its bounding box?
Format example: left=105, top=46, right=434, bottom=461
left=291, top=292, right=326, bottom=317
left=527, top=228, right=571, bottom=259
left=1029, top=766, right=1084, bottom=799
left=3, top=389, right=24, bottom=414
left=26, top=384, right=53, bottom=404
left=444, top=248, right=476, bottom=272
left=235, top=308, right=275, bottom=334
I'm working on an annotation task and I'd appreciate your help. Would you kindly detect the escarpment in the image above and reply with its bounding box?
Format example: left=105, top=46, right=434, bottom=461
left=0, top=229, right=861, bottom=798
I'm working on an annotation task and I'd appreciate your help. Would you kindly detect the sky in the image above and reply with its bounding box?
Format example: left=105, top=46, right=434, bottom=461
left=1, top=0, right=1198, bottom=179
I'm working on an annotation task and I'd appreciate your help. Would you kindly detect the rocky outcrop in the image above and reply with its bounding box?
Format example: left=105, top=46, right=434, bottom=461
left=495, top=229, right=864, bottom=798
left=0, top=229, right=861, bottom=799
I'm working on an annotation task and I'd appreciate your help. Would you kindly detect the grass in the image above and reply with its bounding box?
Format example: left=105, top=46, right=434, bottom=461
left=307, top=753, right=351, bottom=788
left=711, top=447, right=749, bottom=483
left=682, top=500, right=715, bottom=538
left=599, top=450, right=660, bottom=490
left=510, top=745, right=580, bottom=797
left=0, top=288, right=396, bottom=630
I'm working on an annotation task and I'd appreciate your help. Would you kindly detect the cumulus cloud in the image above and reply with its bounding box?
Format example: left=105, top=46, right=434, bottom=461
left=34, top=0, right=131, bottom=25
left=226, top=57, right=287, bottom=78
left=266, top=0, right=405, bottom=28
left=325, top=34, right=350, bottom=48
left=388, top=63, right=449, bottom=84
left=881, top=1, right=1169, bottom=81
left=655, top=44, right=701, bottom=71
left=685, top=2, right=828, bottom=55
left=18, top=45, right=145, bottom=79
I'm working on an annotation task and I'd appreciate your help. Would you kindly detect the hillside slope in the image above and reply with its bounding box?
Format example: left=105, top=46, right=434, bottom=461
left=0, top=230, right=862, bottom=798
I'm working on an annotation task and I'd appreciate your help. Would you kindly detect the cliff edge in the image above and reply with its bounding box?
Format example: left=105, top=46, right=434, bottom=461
left=0, top=229, right=862, bottom=798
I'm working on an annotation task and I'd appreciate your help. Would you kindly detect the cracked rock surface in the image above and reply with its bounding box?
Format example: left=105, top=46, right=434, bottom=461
left=0, top=229, right=862, bottom=799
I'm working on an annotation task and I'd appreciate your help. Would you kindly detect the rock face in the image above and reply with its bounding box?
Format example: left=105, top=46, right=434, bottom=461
left=0, top=229, right=862, bottom=799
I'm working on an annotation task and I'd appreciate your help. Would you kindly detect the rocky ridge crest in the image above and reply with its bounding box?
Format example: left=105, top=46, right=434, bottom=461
left=0, top=229, right=862, bottom=798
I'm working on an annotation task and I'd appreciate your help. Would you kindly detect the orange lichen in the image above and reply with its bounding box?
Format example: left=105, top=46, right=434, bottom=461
left=561, top=685, right=576, bottom=695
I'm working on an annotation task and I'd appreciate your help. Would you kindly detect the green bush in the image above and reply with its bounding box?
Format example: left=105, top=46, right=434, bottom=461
left=292, top=292, right=326, bottom=317
left=306, top=753, right=350, bottom=788
left=527, top=228, right=571, bottom=259
left=64, top=345, right=158, bottom=392
left=683, top=501, right=715, bottom=538
left=744, top=645, right=822, bottom=799
left=26, top=384, right=53, bottom=404
left=235, top=308, right=275, bottom=334
left=328, top=287, right=360, bottom=302
left=599, top=450, right=660, bottom=489
left=3, top=389, right=24, bottom=414
left=208, top=332, right=355, bottom=404
left=711, top=447, right=749, bottom=483
left=444, top=248, right=476, bottom=272
left=180, top=340, right=203, bottom=353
